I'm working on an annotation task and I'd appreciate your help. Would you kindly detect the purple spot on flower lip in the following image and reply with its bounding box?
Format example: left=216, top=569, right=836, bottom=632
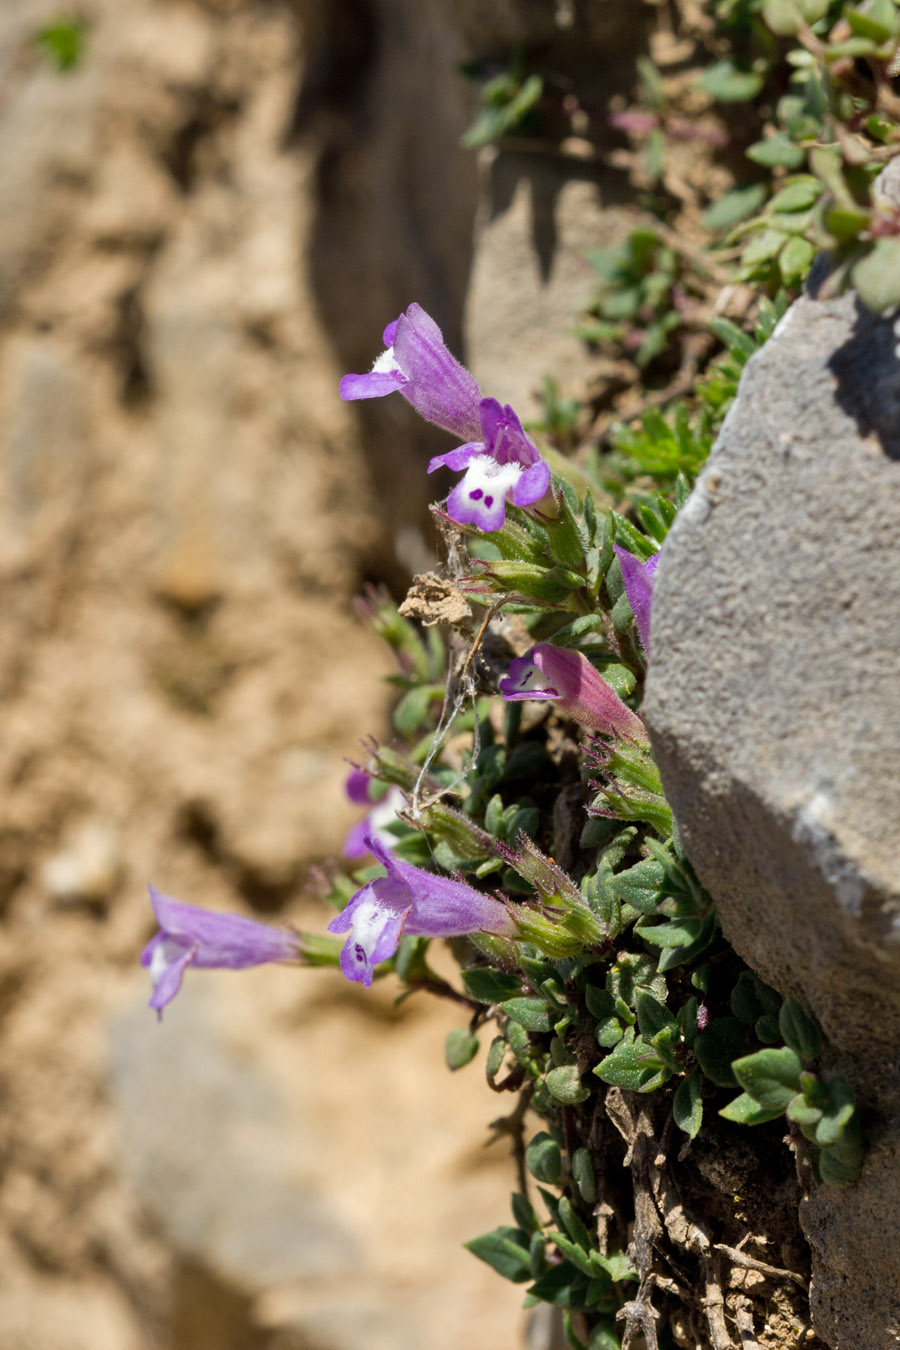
left=470, top=488, right=483, bottom=500
left=484, top=495, right=494, bottom=507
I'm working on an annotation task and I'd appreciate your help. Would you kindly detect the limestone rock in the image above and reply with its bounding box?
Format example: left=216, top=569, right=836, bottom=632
left=644, top=288, right=900, bottom=1349
left=109, top=984, right=358, bottom=1289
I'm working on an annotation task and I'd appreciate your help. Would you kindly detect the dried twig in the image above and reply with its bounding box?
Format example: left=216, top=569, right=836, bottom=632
left=703, top=1251, right=736, bottom=1350
left=714, top=1243, right=808, bottom=1289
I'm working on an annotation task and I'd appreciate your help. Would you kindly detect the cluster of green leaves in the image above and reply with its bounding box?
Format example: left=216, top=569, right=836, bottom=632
left=578, top=229, right=691, bottom=370
left=592, top=293, right=787, bottom=500
left=721, top=996, right=863, bottom=1183
left=466, top=1143, right=634, bottom=1347
left=713, top=0, right=900, bottom=307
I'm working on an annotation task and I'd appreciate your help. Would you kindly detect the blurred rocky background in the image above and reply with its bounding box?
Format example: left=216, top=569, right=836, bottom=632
left=0, top=0, right=652, bottom=1346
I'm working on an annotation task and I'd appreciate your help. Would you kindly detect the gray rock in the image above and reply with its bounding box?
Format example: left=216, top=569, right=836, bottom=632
left=109, top=983, right=358, bottom=1290
left=644, top=288, right=900, bottom=1349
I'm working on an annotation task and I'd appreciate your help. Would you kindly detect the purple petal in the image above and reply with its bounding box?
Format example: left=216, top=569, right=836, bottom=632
left=613, top=545, right=660, bottom=655
left=345, top=768, right=373, bottom=805
left=367, top=837, right=515, bottom=938
left=498, top=653, right=559, bottom=702
left=342, top=785, right=405, bottom=858
left=391, top=304, right=483, bottom=439
left=509, top=457, right=551, bottom=507
left=343, top=818, right=372, bottom=859
left=142, top=935, right=195, bottom=1018
left=328, top=878, right=411, bottom=986
left=427, top=441, right=483, bottom=474
left=147, top=886, right=298, bottom=969
left=339, top=371, right=405, bottom=401
left=501, top=645, right=646, bottom=741
left=336, top=901, right=406, bottom=986
left=327, top=837, right=515, bottom=988
left=478, top=399, right=541, bottom=468
left=446, top=474, right=513, bottom=532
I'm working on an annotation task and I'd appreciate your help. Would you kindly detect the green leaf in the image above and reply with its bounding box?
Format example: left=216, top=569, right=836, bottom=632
left=823, top=205, right=871, bottom=242
left=708, top=316, right=757, bottom=358
left=746, top=135, right=806, bottom=169
left=677, top=996, right=700, bottom=1048
left=595, top=1017, right=625, bottom=1049
left=763, top=0, right=828, bottom=33
left=674, top=1073, right=704, bottom=1138
left=584, top=984, right=616, bottom=1020
left=610, top=859, right=665, bottom=915
left=730, top=970, right=767, bottom=1025
left=656, top=912, right=718, bottom=971
left=852, top=238, right=900, bottom=312
left=779, top=234, right=816, bottom=286
left=572, top=1148, right=597, bottom=1204
left=742, top=228, right=789, bottom=268
left=695, top=1017, right=748, bottom=1087
left=462, top=966, right=523, bottom=1004
left=593, top=1029, right=666, bottom=1091
left=553, top=1231, right=598, bottom=1279
left=507, top=1019, right=533, bottom=1067
left=526, top=1131, right=563, bottom=1184
left=635, top=990, right=677, bottom=1040
left=587, top=1324, right=622, bottom=1350
left=485, top=1035, right=506, bottom=1080
left=768, top=177, right=822, bottom=212
left=546, top=1064, right=591, bottom=1105
left=460, top=73, right=543, bottom=148
left=511, top=1191, right=539, bottom=1234
left=559, top=1195, right=592, bottom=1251
left=592, top=1249, right=637, bottom=1283
left=526, top=1261, right=587, bottom=1308
left=445, top=1027, right=479, bottom=1070
left=502, top=996, right=552, bottom=1033
left=703, top=183, right=767, bottom=232
left=393, top=683, right=441, bottom=734
left=699, top=59, right=765, bottom=102
left=732, top=1046, right=803, bottom=1111
left=529, top=1230, right=548, bottom=1280
left=786, top=1091, right=823, bottom=1132
left=755, top=1012, right=782, bottom=1043
left=847, top=0, right=899, bottom=42
left=637, top=917, right=705, bottom=948
left=814, top=1076, right=857, bottom=1147
left=465, top=1226, right=532, bottom=1282
left=719, top=1090, right=785, bottom=1125
left=818, top=1140, right=863, bottom=1185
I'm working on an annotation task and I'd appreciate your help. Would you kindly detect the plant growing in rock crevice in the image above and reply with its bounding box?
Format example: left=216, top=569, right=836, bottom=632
left=137, top=1, right=900, bottom=1344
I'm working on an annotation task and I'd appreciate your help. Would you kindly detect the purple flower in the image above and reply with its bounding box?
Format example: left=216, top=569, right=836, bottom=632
left=141, top=886, right=298, bottom=1018
left=428, top=397, right=551, bottom=532
left=499, top=643, right=646, bottom=741
left=339, top=303, right=482, bottom=441
left=343, top=770, right=406, bottom=859
left=613, top=545, right=661, bottom=655
left=328, top=836, right=516, bottom=986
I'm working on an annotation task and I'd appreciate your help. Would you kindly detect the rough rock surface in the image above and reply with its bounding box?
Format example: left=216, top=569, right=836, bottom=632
left=644, top=287, right=900, bottom=1349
